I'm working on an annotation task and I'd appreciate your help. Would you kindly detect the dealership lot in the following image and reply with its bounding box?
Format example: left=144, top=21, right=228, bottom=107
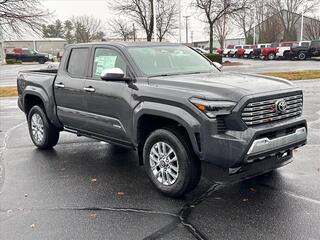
left=0, top=64, right=320, bottom=239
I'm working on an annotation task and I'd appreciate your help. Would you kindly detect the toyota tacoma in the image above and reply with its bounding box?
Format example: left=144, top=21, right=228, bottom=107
left=17, top=42, right=307, bottom=197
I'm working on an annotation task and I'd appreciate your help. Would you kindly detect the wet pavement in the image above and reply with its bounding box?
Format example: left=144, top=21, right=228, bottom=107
left=0, top=79, right=320, bottom=239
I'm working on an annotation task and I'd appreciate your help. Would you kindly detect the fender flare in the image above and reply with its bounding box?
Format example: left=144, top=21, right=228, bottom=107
left=23, top=86, right=62, bottom=128
left=133, top=102, right=202, bottom=156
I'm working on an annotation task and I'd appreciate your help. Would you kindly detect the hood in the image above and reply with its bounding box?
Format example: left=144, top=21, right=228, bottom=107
left=148, top=72, right=294, bottom=102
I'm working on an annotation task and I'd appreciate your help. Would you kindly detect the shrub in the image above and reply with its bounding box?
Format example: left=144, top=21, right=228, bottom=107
left=204, top=53, right=222, bottom=64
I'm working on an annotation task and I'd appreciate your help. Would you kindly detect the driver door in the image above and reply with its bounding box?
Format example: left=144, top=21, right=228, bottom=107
left=81, top=46, right=133, bottom=143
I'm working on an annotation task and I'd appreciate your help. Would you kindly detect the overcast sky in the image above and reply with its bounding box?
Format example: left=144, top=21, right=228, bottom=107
left=42, top=0, right=240, bottom=42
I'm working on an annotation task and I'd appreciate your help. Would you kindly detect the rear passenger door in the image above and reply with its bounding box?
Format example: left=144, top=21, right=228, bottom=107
left=54, top=47, right=90, bottom=130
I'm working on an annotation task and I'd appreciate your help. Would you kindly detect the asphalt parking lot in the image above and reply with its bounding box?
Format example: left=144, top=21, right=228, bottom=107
left=0, top=64, right=320, bottom=239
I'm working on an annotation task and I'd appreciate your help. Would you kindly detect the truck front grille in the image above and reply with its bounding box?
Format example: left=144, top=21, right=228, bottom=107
left=242, top=94, right=303, bottom=126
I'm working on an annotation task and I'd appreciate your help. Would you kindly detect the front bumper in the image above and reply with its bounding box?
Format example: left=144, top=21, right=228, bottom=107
left=200, top=116, right=307, bottom=169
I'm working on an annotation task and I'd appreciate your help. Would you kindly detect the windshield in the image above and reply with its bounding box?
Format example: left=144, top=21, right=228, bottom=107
left=127, top=45, right=216, bottom=77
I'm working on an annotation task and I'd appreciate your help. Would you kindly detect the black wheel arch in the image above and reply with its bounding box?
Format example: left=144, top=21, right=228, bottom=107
left=133, top=103, right=202, bottom=165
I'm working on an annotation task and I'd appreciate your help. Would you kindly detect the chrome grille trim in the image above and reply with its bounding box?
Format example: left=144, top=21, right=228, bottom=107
left=242, top=94, right=303, bottom=126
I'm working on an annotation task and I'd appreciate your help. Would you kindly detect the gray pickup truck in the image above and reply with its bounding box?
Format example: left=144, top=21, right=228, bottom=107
left=17, top=42, right=307, bottom=197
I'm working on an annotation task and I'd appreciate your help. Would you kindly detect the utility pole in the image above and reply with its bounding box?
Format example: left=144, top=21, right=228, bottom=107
left=133, top=23, right=136, bottom=42
left=183, top=15, right=190, bottom=44
left=300, top=13, right=304, bottom=41
left=253, top=6, right=256, bottom=45
left=191, top=31, right=194, bottom=44
left=178, top=0, right=182, bottom=43
left=153, top=0, right=157, bottom=42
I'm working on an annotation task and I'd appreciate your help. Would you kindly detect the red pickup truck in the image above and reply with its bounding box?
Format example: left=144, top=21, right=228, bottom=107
left=261, top=42, right=296, bottom=60
left=260, top=42, right=279, bottom=60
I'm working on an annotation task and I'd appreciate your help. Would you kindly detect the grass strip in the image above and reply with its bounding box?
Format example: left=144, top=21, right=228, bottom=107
left=261, top=70, right=320, bottom=80
left=0, top=86, right=18, bottom=97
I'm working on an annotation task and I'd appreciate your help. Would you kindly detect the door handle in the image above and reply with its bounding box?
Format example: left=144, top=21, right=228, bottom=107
left=55, top=82, right=65, bottom=88
left=83, top=86, right=96, bottom=92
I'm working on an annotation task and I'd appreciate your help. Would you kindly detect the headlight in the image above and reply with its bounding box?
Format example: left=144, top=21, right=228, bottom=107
left=190, top=98, right=236, bottom=118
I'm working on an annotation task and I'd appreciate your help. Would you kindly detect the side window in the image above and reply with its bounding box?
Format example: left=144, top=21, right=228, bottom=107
left=67, top=48, right=89, bottom=77
left=92, top=48, right=127, bottom=79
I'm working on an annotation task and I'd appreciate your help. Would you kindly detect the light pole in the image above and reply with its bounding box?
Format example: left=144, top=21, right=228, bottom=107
left=253, top=6, right=256, bottom=45
left=153, top=0, right=157, bottom=42
left=183, top=15, right=190, bottom=44
left=300, top=13, right=304, bottom=41
left=178, top=0, right=182, bottom=43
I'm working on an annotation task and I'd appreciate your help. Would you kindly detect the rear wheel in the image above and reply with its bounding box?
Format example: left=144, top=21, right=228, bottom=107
left=143, top=128, right=201, bottom=197
left=284, top=51, right=291, bottom=60
left=38, top=58, right=46, bottom=64
left=28, top=105, right=60, bottom=149
left=298, top=52, right=307, bottom=60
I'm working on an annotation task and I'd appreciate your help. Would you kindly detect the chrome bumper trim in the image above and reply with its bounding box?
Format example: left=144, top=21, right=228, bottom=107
left=247, top=127, right=307, bottom=155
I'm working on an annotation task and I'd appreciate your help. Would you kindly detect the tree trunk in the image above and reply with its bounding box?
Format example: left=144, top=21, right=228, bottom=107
left=209, top=23, right=214, bottom=53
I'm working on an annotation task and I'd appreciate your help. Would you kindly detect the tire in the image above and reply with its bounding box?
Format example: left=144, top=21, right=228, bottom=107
left=143, top=127, right=201, bottom=197
left=298, top=52, right=307, bottom=60
left=27, top=105, right=60, bottom=149
left=284, top=51, right=291, bottom=60
left=268, top=52, right=276, bottom=60
left=38, top=58, right=46, bottom=64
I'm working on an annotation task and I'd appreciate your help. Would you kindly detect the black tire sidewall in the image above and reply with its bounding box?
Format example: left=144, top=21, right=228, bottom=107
left=298, top=52, right=306, bottom=60
left=28, top=106, right=51, bottom=148
left=143, top=129, right=192, bottom=196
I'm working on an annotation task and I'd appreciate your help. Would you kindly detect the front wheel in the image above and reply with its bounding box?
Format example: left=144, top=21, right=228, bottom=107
left=28, top=105, right=60, bottom=149
left=268, top=52, right=276, bottom=60
left=143, top=128, right=201, bottom=197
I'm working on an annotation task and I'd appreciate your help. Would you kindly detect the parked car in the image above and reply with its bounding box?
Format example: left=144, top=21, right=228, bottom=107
left=243, top=45, right=256, bottom=58
left=289, top=40, right=320, bottom=60
left=260, top=42, right=281, bottom=60
left=17, top=42, right=307, bottom=197
left=229, top=45, right=243, bottom=57
left=6, top=48, right=52, bottom=64
left=252, top=43, right=271, bottom=59
left=276, top=41, right=297, bottom=60
left=216, top=48, right=223, bottom=55
left=222, top=45, right=235, bottom=57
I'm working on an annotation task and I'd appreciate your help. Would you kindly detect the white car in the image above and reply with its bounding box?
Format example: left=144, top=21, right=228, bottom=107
left=222, top=45, right=235, bottom=57
left=276, top=42, right=297, bottom=59
left=229, top=45, right=243, bottom=57
left=243, top=45, right=256, bottom=58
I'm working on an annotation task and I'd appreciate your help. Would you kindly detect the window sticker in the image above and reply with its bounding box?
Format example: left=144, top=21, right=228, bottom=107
left=94, top=55, right=117, bottom=76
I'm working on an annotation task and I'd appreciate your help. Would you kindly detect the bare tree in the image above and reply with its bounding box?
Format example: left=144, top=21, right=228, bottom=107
left=71, top=16, right=105, bottom=43
left=233, top=1, right=255, bottom=44
left=111, top=0, right=155, bottom=41
left=193, top=0, right=247, bottom=53
left=110, top=18, right=135, bottom=41
left=267, top=0, right=320, bottom=40
left=213, top=16, right=230, bottom=48
left=0, top=0, right=49, bottom=37
left=110, top=0, right=178, bottom=42
left=156, top=0, right=178, bottom=42
left=305, top=16, right=320, bottom=40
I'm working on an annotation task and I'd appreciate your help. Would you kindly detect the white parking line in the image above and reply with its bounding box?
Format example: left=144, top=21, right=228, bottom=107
left=283, top=191, right=320, bottom=205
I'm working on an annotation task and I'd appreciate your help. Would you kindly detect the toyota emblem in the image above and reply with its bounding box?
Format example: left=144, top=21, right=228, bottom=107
left=276, top=99, right=287, bottom=113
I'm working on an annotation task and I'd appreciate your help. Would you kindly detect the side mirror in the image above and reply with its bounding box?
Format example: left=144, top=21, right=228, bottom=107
left=212, top=62, right=223, bottom=71
left=100, top=68, right=125, bottom=81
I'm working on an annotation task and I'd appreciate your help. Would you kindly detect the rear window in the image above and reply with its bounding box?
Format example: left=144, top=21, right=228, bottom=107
left=67, top=48, right=89, bottom=77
